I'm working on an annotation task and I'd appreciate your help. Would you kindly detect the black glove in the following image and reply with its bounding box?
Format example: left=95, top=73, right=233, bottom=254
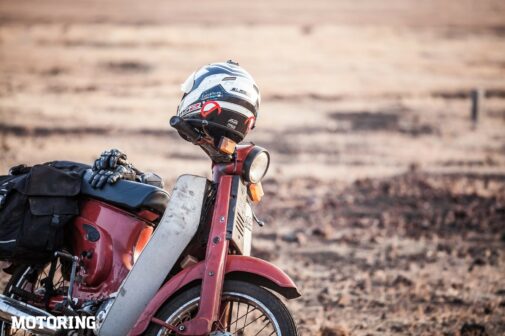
left=93, top=149, right=127, bottom=171
left=89, top=165, right=138, bottom=188
left=89, top=149, right=139, bottom=189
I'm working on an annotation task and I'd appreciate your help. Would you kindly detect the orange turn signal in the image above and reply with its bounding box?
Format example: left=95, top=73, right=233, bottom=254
left=134, top=226, right=153, bottom=262
left=248, top=183, right=264, bottom=203
left=218, top=137, right=236, bottom=155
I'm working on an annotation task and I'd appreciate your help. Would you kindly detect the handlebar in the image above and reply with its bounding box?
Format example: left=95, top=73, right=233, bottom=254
left=169, top=116, right=201, bottom=144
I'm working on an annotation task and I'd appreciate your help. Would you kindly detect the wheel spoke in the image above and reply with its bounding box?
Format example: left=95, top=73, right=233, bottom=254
left=253, top=319, right=270, bottom=336
left=228, top=306, right=258, bottom=328
left=243, top=305, right=250, bottom=332
left=235, top=313, right=266, bottom=333
left=234, top=301, right=240, bottom=332
left=216, top=301, right=232, bottom=331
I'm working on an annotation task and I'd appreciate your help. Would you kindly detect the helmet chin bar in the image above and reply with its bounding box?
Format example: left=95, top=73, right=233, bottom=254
left=186, top=118, right=248, bottom=162
left=170, top=116, right=237, bottom=164
left=199, top=141, right=233, bottom=164
left=187, top=119, right=245, bottom=143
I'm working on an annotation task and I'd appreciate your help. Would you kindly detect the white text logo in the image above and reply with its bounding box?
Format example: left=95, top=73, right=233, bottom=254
left=11, top=316, right=96, bottom=330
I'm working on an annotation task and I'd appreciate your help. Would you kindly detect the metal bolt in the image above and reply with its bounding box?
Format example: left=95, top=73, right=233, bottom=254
left=208, top=271, right=214, bottom=276
left=219, top=216, right=225, bottom=222
left=213, top=236, right=220, bottom=244
left=178, top=325, right=186, bottom=331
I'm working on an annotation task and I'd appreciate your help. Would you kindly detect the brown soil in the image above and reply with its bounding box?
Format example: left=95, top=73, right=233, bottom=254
left=256, top=173, right=505, bottom=335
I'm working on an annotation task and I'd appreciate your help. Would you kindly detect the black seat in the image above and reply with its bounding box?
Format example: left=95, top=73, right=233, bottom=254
left=81, top=170, right=169, bottom=214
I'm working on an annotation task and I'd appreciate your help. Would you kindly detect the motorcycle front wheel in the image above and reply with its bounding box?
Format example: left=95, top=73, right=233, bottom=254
left=144, top=280, right=298, bottom=336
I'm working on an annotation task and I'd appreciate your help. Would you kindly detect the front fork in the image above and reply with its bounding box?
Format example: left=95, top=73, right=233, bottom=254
left=153, top=176, right=234, bottom=335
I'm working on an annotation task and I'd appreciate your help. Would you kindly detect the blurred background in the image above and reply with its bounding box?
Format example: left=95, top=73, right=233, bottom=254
left=1, top=1, right=504, bottom=335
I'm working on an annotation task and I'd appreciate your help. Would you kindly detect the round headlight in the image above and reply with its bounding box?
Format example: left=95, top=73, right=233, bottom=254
left=243, top=147, right=270, bottom=183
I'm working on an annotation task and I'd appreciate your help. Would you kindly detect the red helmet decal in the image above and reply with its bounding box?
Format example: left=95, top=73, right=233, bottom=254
left=245, top=116, right=256, bottom=130
left=200, top=101, right=222, bottom=118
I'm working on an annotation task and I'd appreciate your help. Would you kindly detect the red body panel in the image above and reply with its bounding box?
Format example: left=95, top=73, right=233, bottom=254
left=70, top=199, right=153, bottom=302
left=128, top=255, right=299, bottom=336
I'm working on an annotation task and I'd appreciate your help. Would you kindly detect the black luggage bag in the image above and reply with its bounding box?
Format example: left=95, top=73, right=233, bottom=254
left=0, top=161, right=87, bottom=263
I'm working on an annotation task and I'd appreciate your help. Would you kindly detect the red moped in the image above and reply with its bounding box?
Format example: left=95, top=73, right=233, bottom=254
left=0, top=116, right=300, bottom=336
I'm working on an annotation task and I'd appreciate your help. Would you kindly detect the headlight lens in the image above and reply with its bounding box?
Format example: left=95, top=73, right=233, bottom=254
left=243, top=147, right=270, bottom=183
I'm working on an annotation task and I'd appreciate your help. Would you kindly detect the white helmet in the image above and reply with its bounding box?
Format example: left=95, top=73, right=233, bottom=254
left=176, top=60, right=261, bottom=144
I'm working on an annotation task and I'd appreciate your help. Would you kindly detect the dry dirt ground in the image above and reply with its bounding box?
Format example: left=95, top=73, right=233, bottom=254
left=1, top=1, right=505, bottom=335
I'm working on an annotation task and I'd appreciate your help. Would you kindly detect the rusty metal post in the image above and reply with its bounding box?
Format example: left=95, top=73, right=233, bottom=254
left=470, top=88, right=484, bottom=124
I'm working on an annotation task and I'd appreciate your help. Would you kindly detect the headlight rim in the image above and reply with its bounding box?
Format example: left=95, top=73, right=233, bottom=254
left=243, top=146, right=270, bottom=184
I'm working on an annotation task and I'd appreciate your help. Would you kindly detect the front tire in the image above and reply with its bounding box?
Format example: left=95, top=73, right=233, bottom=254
left=145, top=280, right=298, bottom=336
